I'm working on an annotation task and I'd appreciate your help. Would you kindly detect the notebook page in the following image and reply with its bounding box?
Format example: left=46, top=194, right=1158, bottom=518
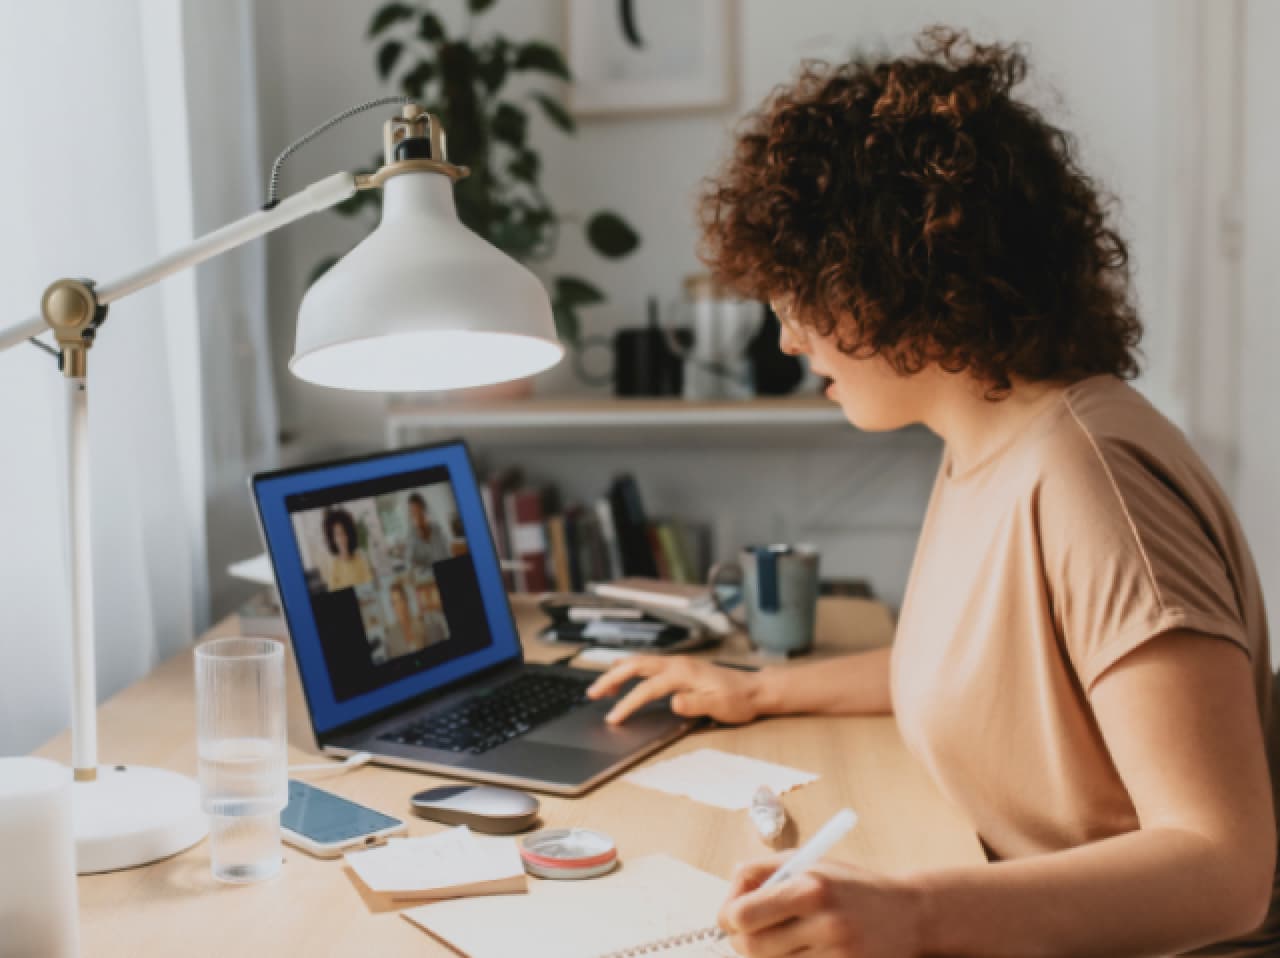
left=403, top=854, right=740, bottom=958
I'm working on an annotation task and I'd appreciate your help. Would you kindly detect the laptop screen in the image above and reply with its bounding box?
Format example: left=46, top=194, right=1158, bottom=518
left=252, top=440, right=522, bottom=736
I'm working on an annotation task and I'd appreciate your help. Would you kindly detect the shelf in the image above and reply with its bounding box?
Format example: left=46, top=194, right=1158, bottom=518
left=384, top=396, right=938, bottom=449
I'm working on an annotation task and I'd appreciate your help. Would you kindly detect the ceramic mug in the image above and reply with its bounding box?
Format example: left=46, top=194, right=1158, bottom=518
left=709, top=544, right=820, bottom=657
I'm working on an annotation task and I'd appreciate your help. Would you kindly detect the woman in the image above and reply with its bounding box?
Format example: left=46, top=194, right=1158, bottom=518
left=588, top=29, right=1276, bottom=957
left=322, top=507, right=372, bottom=591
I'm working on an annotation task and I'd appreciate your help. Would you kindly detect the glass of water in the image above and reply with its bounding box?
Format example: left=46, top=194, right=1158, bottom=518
left=195, top=637, right=287, bottom=883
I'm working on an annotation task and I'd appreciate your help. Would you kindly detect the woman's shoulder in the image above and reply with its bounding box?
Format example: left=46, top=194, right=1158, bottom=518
left=1028, top=376, right=1202, bottom=500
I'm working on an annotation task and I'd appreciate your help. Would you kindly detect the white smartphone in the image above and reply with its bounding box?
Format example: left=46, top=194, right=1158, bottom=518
left=281, top=779, right=407, bottom=858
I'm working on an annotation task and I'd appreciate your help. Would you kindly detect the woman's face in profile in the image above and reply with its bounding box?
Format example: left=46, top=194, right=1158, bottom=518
left=333, top=522, right=351, bottom=556
left=775, top=305, right=924, bottom=432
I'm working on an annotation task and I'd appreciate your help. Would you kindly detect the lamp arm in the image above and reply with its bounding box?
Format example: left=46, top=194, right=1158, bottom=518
left=96, top=171, right=357, bottom=307
left=0, top=171, right=359, bottom=355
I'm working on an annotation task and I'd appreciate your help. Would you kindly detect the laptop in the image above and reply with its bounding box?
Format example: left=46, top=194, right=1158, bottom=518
left=251, top=438, right=693, bottom=796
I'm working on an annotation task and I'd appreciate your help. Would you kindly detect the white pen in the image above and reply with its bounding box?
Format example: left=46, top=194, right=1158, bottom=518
left=718, top=807, right=858, bottom=939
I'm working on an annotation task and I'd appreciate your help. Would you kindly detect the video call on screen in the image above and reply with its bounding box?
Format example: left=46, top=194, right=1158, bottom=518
left=285, top=466, right=493, bottom=703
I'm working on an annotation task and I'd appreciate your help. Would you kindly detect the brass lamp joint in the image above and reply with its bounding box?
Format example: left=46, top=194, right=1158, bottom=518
left=41, top=279, right=106, bottom=379
left=360, top=104, right=469, bottom=190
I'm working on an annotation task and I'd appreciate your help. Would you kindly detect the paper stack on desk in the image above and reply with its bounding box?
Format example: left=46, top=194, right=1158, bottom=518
left=344, top=826, right=526, bottom=903
left=624, top=749, right=818, bottom=809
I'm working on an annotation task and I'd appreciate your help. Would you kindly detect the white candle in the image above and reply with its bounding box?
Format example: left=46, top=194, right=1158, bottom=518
left=0, top=757, right=80, bottom=957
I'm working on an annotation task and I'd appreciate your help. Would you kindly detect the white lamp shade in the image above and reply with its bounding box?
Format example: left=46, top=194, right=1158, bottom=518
left=291, top=171, right=563, bottom=391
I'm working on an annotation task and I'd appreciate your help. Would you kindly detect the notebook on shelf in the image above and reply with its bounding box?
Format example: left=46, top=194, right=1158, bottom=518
left=590, top=578, right=735, bottom=637
left=403, top=854, right=739, bottom=957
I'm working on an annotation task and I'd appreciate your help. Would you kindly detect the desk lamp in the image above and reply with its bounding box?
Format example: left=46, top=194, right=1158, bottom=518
left=0, top=98, right=562, bottom=873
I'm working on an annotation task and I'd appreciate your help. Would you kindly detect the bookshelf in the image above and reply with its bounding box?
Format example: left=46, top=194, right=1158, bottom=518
left=384, top=396, right=882, bottom=448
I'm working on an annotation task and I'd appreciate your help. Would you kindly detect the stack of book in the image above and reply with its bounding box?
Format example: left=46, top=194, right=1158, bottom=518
left=477, top=470, right=712, bottom=595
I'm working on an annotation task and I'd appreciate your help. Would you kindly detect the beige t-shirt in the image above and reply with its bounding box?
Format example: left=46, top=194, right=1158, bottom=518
left=891, top=375, right=1277, bottom=956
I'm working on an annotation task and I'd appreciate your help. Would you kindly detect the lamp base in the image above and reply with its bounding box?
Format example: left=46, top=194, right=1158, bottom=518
left=72, top=765, right=207, bottom=874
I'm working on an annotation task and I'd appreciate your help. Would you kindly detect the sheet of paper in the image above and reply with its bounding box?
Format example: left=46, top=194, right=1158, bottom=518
left=404, top=854, right=739, bottom=958
left=575, top=647, right=637, bottom=667
left=344, top=826, right=524, bottom=896
left=226, top=553, right=275, bottom=586
left=623, top=748, right=818, bottom=810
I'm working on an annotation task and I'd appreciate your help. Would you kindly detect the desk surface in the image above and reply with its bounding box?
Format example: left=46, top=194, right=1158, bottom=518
left=35, top=596, right=981, bottom=956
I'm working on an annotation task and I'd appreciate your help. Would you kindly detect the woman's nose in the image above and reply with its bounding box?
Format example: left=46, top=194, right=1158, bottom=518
left=778, top=322, right=805, bottom=356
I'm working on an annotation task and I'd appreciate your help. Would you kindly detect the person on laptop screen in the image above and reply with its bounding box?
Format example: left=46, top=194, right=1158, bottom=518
left=588, top=27, right=1276, bottom=958
left=407, top=492, right=451, bottom=575
left=321, top=507, right=372, bottom=591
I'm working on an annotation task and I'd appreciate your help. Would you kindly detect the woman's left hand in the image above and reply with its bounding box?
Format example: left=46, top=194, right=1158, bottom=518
left=718, top=853, right=925, bottom=958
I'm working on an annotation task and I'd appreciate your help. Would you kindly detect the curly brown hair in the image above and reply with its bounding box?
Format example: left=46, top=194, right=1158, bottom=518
left=698, top=27, right=1141, bottom=395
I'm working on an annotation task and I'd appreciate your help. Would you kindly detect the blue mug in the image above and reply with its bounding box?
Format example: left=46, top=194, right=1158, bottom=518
left=709, top=545, right=820, bottom=657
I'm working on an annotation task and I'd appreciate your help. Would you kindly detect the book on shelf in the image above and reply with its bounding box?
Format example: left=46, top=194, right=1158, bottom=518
left=474, top=467, right=715, bottom=598
left=608, top=475, right=659, bottom=578
left=503, top=486, right=550, bottom=594
left=654, top=523, right=691, bottom=584
left=482, top=466, right=523, bottom=591
left=545, top=514, right=572, bottom=596
left=592, top=498, right=624, bottom=581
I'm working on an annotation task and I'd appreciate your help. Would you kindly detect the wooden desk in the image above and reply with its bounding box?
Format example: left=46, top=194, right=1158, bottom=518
left=35, top=596, right=982, bottom=956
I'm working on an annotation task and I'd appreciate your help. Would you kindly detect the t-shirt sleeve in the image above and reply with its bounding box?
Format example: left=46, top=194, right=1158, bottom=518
left=1037, top=430, right=1250, bottom=691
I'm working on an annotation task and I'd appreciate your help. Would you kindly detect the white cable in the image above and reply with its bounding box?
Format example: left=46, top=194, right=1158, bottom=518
left=288, top=752, right=373, bottom=775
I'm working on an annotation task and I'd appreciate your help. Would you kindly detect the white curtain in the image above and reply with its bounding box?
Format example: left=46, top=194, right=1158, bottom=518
left=0, top=0, right=275, bottom=754
left=180, top=0, right=280, bottom=619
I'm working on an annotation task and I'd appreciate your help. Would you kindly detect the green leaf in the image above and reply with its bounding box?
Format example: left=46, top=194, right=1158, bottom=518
left=585, top=211, right=640, bottom=259
left=554, top=275, right=606, bottom=307
left=550, top=300, right=581, bottom=346
left=400, top=60, right=435, bottom=98
left=377, top=40, right=405, bottom=81
left=490, top=219, right=541, bottom=258
left=531, top=92, right=574, bottom=133
left=477, top=38, right=509, bottom=93
left=514, top=41, right=570, bottom=80
left=418, top=11, right=446, bottom=43
left=491, top=101, right=528, bottom=149
left=308, top=254, right=342, bottom=287
left=368, top=3, right=414, bottom=37
left=508, top=148, right=540, bottom=183
left=468, top=0, right=496, bottom=13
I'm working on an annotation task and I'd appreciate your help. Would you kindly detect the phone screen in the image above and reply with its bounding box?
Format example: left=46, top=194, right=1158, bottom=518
left=282, top=780, right=402, bottom=844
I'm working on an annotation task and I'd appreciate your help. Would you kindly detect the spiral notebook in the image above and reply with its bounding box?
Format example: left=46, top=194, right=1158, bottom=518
left=403, top=854, right=740, bottom=957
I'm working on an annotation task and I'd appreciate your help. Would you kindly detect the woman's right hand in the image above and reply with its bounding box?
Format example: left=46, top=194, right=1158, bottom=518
left=586, top=655, right=767, bottom=726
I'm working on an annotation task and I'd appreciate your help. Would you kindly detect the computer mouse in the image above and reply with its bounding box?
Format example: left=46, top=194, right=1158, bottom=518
left=410, top=784, right=541, bottom=834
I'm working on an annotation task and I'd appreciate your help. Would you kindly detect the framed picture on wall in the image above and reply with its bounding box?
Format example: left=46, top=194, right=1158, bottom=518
left=566, top=0, right=735, bottom=117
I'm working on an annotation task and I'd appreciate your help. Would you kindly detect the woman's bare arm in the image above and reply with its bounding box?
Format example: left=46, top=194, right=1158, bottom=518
left=588, top=645, right=894, bottom=724
left=912, top=631, right=1273, bottom=955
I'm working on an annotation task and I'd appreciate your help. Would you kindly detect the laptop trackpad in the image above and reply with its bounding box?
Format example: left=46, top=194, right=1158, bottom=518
left=525, top=699, right=677, bottom=752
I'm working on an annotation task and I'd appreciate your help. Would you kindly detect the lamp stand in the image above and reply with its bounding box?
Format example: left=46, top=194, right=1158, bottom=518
left=0, top=174, right=362, bottom=870
left=46, top=283, right=206, bottom=874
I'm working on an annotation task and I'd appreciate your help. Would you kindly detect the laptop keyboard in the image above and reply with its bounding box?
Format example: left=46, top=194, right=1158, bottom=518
left=379, top=672, right=594, bottom=755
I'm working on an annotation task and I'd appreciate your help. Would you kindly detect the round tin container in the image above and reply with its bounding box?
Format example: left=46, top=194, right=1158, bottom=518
left=519, top=827, right=618, bottom=880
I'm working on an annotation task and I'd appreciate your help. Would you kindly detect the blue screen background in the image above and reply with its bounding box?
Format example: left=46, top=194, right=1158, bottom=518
left=253, top=441, right=521, bottom=735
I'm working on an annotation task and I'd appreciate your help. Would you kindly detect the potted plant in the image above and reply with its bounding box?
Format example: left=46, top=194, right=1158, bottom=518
left=314, top=0, right=641, bottom=392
